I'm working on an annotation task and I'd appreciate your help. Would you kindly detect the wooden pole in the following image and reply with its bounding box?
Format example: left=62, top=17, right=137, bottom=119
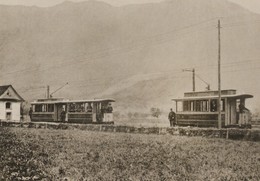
left=218, top=20, right=222, bottom=129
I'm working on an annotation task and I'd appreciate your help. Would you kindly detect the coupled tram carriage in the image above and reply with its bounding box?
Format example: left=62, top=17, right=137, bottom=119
left=30, top=98, right=115, bottom=124
left=172, top=89, right=253, bottom=128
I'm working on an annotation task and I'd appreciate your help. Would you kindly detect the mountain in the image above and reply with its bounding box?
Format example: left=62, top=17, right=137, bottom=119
left=0, top=0, right=260, bottom=114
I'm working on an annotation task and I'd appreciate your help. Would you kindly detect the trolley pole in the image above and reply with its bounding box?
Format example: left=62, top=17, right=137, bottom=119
left=218, top=20, right=222, bottom=129
left=192, top=68, right=195, bottom=92
left=47, top=85, right=50, bottom=99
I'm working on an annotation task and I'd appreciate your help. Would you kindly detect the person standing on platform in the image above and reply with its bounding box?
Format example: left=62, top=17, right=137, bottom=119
left=168, top=108, right=176, bottom=127
left=29, top=107, right=33, bottom=121
left=60, top=108, right=66, bottom=122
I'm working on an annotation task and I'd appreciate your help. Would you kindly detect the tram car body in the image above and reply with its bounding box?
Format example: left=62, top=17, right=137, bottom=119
left=31, top=98, right=115, bottom=124
left=172, top=89, right=253, bottom=128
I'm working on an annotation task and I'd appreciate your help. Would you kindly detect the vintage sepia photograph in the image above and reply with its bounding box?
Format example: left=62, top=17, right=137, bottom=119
left=0, top=0, right=259, bottom=180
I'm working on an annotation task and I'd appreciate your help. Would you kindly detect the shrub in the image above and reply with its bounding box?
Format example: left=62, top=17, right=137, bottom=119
left=150, top=107, right=161, bottom=118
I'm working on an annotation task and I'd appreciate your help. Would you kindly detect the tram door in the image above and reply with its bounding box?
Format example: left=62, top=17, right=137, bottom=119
left=228, top=99, right=237, bottom=125
left=94, top=102, right=104, bottom=122
left=92, top=102, right=97, bottom=123
left=96, top=102, right=103, bottom=122
left=56, top=104, right=66, bottom=122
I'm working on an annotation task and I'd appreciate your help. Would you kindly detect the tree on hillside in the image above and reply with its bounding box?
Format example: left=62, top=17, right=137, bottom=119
left=150, top=108, right=161, bottom=118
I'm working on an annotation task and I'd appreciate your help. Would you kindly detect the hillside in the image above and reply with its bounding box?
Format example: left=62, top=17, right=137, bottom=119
left=0, top=0, right=260, bottom=114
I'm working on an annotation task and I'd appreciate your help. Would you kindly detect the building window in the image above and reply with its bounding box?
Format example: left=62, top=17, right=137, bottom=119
left=6, top=112, right=11, bottom=120
left=6, top=102, right=11, bottom=109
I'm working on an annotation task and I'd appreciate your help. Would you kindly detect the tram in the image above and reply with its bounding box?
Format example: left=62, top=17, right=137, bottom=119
left=172, top=89, right=253, bottom=128
left=30, top=98, right=115, bottom=124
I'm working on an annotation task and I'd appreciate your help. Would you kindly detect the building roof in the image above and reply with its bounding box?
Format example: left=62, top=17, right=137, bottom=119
left=0, top=85, right=10, bottom=96
left=0, top=85, right=24, bottom=101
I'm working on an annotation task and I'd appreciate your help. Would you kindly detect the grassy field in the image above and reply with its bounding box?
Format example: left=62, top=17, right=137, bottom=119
left=0, top=127, right=259, bottom=180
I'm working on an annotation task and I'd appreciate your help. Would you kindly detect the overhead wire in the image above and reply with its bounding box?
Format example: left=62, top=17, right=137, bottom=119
left=3, top=17, right=255, bottom=79
left=2, top=16, right=259, bottom=93
left=1, top=17, right=220, bottom=77
left=1, top=16, right=259, bottom=77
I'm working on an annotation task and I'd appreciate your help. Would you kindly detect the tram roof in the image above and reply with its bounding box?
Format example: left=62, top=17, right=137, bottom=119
left=31, top=98, right=115, bottom=104
left=172, top=94, right=253, bottom=101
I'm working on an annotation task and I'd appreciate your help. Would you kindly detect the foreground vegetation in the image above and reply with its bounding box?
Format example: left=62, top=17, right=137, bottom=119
left=0, top=127, right=259, bottom=180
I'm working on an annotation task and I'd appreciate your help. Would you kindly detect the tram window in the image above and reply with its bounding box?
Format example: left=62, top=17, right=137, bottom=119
left=75, top=104, right=80, bottom=112
left=177, top=101, right=183, bottom=112
left=75, top=103, right=84, bottom=112
left=187, top=101, right=191, bottom=111
left=86, top=103, right=93, bottom=112
left=69, top=103, right=75, bottom=112
left=195, top=100, right=206, bottom=112
left=183, top=101, right=189, bottom=111
left=80, top=103, right=85, bottom=112
left=183, top=101, right=210, bottom=112
left=42, top=104, right=47, bottom=112
left=221, top=99, right=225, bottom=111
left=210, top=99, right=225, bottom=112
left=195, top=101, right=200, bottom=112
left=210, top=100, right=217, bottom=112
left=48, top=104, right=54, bottom=112
left=202, top=100, right=208, bottom=112
left=69, top=103, right=84, bottom=112
left=190, top=101, right=194, bottom=111
left=35, top=105, right=42, bottom=112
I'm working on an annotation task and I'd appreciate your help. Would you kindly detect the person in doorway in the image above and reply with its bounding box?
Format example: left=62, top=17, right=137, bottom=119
left=60, top=108, right=66, bottom=122
left=106, top=103, right=113, bottom=113
left=239, top=103, right=249, bottom=113
left=29, top=107, right=33, bottom=121
left=168, top=108, right=176, bottom=127
left=101, top=104, right=106, bottom=117
left=211, top=100, right=217, bottom=112
left=86, top=103, right=93, bottom=112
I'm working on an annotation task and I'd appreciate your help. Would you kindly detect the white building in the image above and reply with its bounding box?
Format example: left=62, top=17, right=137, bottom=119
left=0, top=85, right=24, bottom=122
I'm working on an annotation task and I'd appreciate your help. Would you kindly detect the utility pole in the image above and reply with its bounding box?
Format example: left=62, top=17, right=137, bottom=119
left=183, top=68, right=195, bottom=92
left=218, top=19, right=222, bottom=129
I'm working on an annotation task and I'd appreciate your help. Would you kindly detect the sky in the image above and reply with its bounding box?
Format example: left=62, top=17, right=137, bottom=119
left=0, top=0, right=260, bottom=14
